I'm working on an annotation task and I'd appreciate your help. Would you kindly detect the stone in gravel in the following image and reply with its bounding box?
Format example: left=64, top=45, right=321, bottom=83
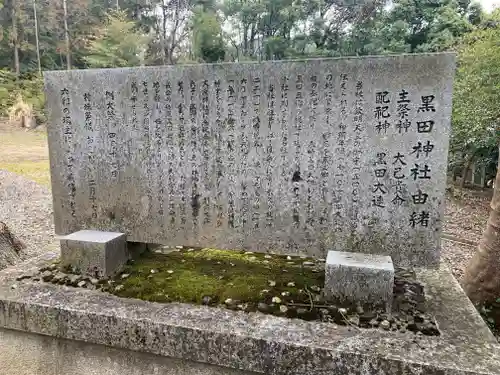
left=16, top=274, right=32, bottom=281
left=264, top=255, right=272, bottom=259
left=257, top=302, right=269, bottom=312
left=268, top=280, right=276, bottom=287
left=380, top=320, right=391, bottom=330
left=115, top=284, right=124, bottom=292
left=150, top=269, right=157, bottom=274
left=414, top=314, right=425, bottom=323
left=281, top=291, right=290, bottom=297
left=41, top=270, right=53, bottom=282
left=287, top=282, right=295, bottom=287
left=287, top=256, right=292, bottom=260
left=202, top=296, right=212, bottom=305
left=356, top=305, right=364, bottom=315
left=296, top=308, right=308, bottom=316
left=77, top=280, right=86, bottom=288
left=328, top=306, right=338, bottom=315
left=338, top=308, right=348, bottom=315
left=310, top=285, right=321, bottom=292
left=121, top=273, right=130, bottom=279
left=369, top=319, right=379, bottom=328
left=260, top=289, right=270, bottom=294
left=238, top=303, right=249, bottom=311
left=279, top=305, right=288, bottom=313
left=348, top=316, right=360, bottom=326
left=303, top=261, right=315, bottom=266
left=319, top=308, right=330, bottom=319
left=271, top=296, right=282, bottom=304
left=90, top=278, right=99, bottom=285
left=224, top=298, right=233, bottom=305
left=52, top=272, right=67, bottom=284
left=175, top=246, right=183, bottom=249
left=68, top=274, right=80, bottom=286
left=167, top=270, right=174, bottom=274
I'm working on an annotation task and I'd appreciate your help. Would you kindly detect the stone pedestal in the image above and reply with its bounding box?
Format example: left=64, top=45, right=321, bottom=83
left=324, top=251, right=394, bottom=308
left=60, top=230, right=128, bottom=278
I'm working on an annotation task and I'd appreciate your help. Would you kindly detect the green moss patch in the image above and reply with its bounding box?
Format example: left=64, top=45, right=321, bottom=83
left=107, top=248, right=324, bottom=318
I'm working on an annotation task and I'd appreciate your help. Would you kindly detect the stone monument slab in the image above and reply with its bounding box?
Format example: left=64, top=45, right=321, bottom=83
left=44, top=54, right=455, bottom=266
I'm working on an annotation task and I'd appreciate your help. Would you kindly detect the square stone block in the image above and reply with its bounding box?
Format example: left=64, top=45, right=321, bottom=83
left=324, top=250, right=394, bottom=307
left=60, top=230, right=128, bottom=278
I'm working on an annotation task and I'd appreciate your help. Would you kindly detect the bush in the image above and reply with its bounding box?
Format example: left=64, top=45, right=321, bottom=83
left=0, top=69, right=45, bottom=124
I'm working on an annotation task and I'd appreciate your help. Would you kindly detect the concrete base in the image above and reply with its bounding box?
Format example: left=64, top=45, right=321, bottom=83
left=0, top=252, right=499, bottom=375
left=324, top=251, right=394, bottom=307
left=0, top=328, right=255, bottom=375
left=60, top=230, right=128, bottom=278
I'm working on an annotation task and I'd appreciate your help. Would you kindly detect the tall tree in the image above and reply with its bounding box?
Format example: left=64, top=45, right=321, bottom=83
left=460, top=11, right=500, bottom=304
left=11, top=0, right=20, bottom=74
left=32, top=0, right=41, bottom=74
left=62, top=0, right=70, bottom=69
left=191, top=1, right=225, bottom=62
left=84, top=10, right=150, bottom=68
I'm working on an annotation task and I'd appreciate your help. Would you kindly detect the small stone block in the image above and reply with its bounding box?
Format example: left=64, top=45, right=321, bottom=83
left=60, top=230, right=128, bottom=278
left=324, top=251, right=394, bottom=307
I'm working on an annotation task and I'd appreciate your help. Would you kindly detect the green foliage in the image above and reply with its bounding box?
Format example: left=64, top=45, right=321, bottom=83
left=452, top=10, right=500, bottom=162
left=84, top=10, right=150, bottom=68
left=191, top=6, right=225, bottom=63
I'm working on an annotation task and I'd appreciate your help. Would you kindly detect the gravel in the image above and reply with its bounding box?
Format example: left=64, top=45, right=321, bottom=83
left=442, top=240, right=476, bottom=281
left=0, top=170, right=55, bottom=260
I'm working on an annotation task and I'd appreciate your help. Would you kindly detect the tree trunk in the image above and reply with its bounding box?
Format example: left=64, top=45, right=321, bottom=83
left=460, top=153, right=474, bottom=188
left=160, top=0, right=167, bottom=65
left=12, top=1, right=20, bottom=75
left=33, top=0, right=42, bottom=75
left=62, top=0, right=71, bottom=70
left=0, top=222, right=23, bottom=270
left=463, top=146, right=500, bottom=304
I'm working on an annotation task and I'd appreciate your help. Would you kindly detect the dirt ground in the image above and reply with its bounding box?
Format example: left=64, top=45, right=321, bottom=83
left=0, top=123, right=50, bottom=186
left=0, top=124, right=492, bottom=280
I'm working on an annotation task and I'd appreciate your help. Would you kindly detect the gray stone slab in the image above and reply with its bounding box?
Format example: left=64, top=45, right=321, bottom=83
left=0, top=328, right=257, bottom=375
left=45, top=54, right=455, bottom=267
left=324, top=250, right=394, bottom=307
left=60, top=230, right=128, bottom=277
left=0, top=253, right=498, bottom=375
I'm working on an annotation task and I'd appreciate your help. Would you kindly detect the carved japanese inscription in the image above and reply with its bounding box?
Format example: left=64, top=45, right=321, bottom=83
left=45, top=54, right=455, bottom=266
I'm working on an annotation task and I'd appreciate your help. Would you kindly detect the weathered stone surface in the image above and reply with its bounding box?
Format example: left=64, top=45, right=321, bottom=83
left=45, top=54, right=455, bottom=267
left=0, top=328, right=258, bottom=375
left=324, top=250, right=394, bottom=307
left=60, top=230, right=128, bottom=277
left=0, top=252, right=499, bottom=375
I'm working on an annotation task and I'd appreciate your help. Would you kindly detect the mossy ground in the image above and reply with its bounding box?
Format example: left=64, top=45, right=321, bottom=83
left=107, top=247, right=326, bottom=318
